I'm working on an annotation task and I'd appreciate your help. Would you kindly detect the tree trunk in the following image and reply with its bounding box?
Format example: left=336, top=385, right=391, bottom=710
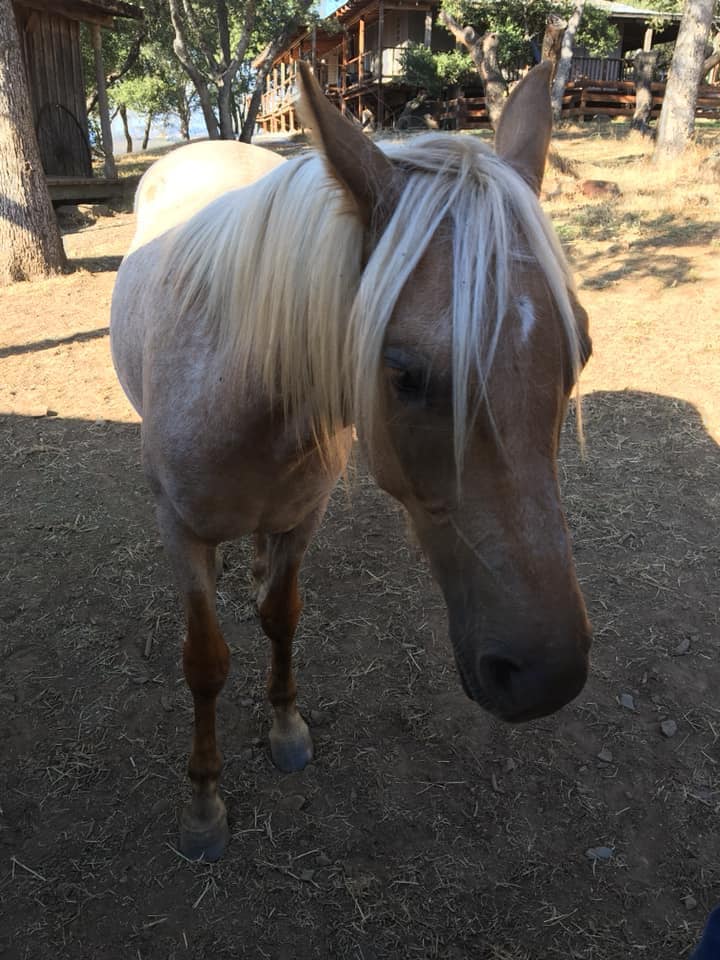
left=179, top=100, right=191, bottom=140
left=142, top=113, right=153, bottom=150
left=240, top=85, right=264, bottom=142
left=168, top=0, right=220, bottom=138
left=551, top=0, right=586, bottom=123
left=479, top=33, right=508, bottom=129
left=654, top=0, right=717, bottom=162
left=631, top=50, right=658, bottom=133
left=702, top=30, right=720, bottom=77
left=0, top=0, right=66, bottom=284
left=118, top=103, right=133, bottom=153
left=90, top=23, right=116, bottom=177
left=542, top=15, right=568, bottom=81
left=438, top=11, right=508, bottom=129
left=218, top=80, right=235, bottom=139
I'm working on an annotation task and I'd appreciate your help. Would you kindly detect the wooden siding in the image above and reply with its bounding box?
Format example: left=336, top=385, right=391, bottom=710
left=16, top=8, right=92, bottom=176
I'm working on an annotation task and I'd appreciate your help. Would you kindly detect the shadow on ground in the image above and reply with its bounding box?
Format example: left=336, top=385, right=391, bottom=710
left=0, top=390, right=718, bottom=959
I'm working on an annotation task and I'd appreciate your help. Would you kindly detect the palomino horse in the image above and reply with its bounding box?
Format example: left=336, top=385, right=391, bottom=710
left=110, top=61, right=592, bottom=861
left=129, top=138, right=285, bottom=250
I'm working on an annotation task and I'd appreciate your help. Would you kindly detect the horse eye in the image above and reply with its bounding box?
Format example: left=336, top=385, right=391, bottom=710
left=387, top=365, right=426, bottom=400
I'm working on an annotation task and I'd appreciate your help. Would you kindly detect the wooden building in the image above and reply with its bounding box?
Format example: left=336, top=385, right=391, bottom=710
left=256, top=0, right=691, bottom=133
left=257, top=1, right=455, bottom=133
left=572, top=0, right=682, bottom=82
left=13, top=0, right=142, bottom=180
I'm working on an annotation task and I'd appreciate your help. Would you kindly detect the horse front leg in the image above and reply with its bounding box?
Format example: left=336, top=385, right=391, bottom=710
left=156, top=500, right=230, bottom=861
left=256, top=502, right=328, bottom=773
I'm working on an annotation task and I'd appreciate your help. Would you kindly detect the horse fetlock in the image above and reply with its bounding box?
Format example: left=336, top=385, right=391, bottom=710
left=188, top=749, right=222, bottom=787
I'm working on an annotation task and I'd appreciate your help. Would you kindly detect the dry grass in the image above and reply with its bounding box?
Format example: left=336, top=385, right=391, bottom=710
left=0, top=119, right=719, bottom=959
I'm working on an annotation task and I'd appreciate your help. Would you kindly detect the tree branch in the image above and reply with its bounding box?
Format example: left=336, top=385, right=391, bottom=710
left=86, top=27, right=145, bottom=114
left=703, top=32, right=720, bottom=75
left=439, top=9, right=479, bottom=51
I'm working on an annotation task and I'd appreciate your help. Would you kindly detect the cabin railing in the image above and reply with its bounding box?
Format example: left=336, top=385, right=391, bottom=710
left=438, top=80, right=720, bottom=129
left=257, top=59, right=720, bottom=133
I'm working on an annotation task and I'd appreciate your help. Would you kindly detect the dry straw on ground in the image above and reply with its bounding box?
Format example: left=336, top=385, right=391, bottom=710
left=0, top=120, right=718, bottom=959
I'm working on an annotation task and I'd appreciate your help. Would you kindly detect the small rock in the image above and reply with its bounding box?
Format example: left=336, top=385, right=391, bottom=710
left=619, top=693, right=635, bottom=711
left=504, top=758, right=517, bottom=772
left=597, top=747, right=613, bottom=763
left=150, top=796, right=172, bottom=817
left=585, top=846, right=614, bottom=861
left=684, top=895, right=698, bottom=910
left=579, top=179, right=621, bottom=199
left=660, top=719, right=678, bottom=738
left=316, top=852, right=332, bottom=866
left=674, top=637, right=691, bottom=656
left=160, top=693, right=174, bottom=712
left=9, top=404, right=48, bottom=418
left=299, top=869, right=315, bottom=883
left=78, top=202, right=113, bottom=218
left=276, top=793, right=306, bottom=812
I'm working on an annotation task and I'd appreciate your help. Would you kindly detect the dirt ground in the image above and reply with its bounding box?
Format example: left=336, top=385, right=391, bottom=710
left=1, top=124, right=719, bottom=959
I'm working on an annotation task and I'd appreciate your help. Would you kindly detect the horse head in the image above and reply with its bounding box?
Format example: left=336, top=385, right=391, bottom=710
left=298, top=61, right=593, bottom=723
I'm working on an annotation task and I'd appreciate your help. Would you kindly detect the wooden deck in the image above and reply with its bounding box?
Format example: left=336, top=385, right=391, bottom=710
left=439, top=81, right=720, bottom=129
left=47, top=175, right=140, bottom=206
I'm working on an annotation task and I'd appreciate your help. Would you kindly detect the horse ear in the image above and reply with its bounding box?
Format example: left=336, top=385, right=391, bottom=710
left=297, top=61, right=397, bottom=229
left=494, top=60, right=553, bottom=194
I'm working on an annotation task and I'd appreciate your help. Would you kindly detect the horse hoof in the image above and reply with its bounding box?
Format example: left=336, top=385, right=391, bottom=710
left=179, top=801, right=229, bottom=862
left=270, top=719, right=313, bottom=773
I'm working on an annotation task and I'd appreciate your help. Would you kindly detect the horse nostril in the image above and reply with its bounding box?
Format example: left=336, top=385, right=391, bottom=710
left=474, top=647, right=589, bottom=721
left=479, top=654, right=523, bottom=697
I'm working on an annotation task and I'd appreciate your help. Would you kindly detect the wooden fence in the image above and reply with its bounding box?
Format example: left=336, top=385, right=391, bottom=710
left=439, top=80, right=720, bottom=129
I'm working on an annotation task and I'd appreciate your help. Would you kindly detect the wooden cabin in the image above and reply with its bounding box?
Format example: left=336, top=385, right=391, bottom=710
left=257, top=1, right=456, bottom=133
left=572, top=0, right=682, bottom=82
left=13, top=0, right=142, bottom=185
left=256, top=0, right=692, bottom=132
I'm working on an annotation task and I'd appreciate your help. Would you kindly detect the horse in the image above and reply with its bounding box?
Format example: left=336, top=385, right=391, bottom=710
left=129, top=138, right=285, bottom=251
left=110, top=60, right=593, bottom=862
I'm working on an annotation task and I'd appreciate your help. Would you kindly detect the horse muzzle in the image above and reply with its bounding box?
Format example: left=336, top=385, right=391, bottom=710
left=453, top=630, right=591, bottom=722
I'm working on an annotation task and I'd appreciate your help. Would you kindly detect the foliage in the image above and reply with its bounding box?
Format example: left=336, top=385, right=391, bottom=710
left=81, top=0, right=315, bottom=140
left=438, top=0, right=619, bottom=74
left=435, top=49, right=477, bottom=87
left=400, top=43, right=475, bottom=94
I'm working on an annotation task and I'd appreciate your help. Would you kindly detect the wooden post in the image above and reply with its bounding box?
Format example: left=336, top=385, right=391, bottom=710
left=359, top=17, right=365, bottom=77
left=311, top=25, right=317, bottom=72
left=643, top=27, right=654, bottom=52
left=341, top=30, right=347, bottom=113
left=424, top=11, right=432, bottom=47
left=90, top=23, right=116, bottom=177
left=377, top=0, right=385, bottom=127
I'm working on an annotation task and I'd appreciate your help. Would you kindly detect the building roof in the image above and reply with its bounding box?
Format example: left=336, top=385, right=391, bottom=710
left=318, top=0, right=682, bottom=22
left=14, top=0, right=143, bottom=22
left=591, top=0, right=681, bottom=20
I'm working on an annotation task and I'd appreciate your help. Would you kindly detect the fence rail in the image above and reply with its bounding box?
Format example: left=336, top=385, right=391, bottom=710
left=439, top=80, right=720, bottom=129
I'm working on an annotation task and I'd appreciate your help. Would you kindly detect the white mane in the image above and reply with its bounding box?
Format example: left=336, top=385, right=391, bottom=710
left=165, top=134, right=582, bottom=464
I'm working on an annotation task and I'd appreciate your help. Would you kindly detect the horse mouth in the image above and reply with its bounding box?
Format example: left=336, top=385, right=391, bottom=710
left=453, top=646, right=588, bottom=723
